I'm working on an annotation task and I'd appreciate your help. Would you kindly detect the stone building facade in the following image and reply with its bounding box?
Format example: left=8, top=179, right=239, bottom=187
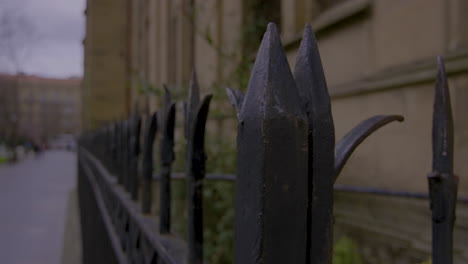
left=84, top=0, right=468, bottom=194
left=0, top=74, right=19, bottom=143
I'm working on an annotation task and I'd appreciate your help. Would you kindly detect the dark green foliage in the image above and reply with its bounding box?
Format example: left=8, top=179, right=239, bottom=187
left=203, top=181, right=234, bottom=264
left=332, top=236, right=363, bottom=264
left=171, top=179, right=187, bottom=239
left=169, top=117, right=236, bottom=264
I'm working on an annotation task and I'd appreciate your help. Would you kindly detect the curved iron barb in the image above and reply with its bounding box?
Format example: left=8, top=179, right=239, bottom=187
left=141, top=111, right=158, bottom=214
left=428, top=57, right=458, bottom=264
left=334, top=114, right=404, bottom=181
left=159, top=85, right=176, bottom=234
left=184, top=70, right=212, bottom=264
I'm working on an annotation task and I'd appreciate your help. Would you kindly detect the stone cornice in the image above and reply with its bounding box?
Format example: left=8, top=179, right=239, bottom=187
left=284, top=0, right=372, bottom=50
left=330, top=49, right=468, bottom=99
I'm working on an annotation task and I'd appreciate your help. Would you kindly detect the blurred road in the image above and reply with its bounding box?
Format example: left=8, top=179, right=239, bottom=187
left=0, top=151, right=76, bottom=264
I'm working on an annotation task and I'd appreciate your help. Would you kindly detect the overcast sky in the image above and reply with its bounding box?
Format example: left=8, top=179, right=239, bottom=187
left=0, top=0, right=85, bottom=78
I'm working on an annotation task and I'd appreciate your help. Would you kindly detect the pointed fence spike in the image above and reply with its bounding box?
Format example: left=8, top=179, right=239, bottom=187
left=240, top=22, right=303, bottom=119
left=189, top=69, right=200, bottom=115
left=234, top=22, right=308, bottom=264
left=186, top=70, right=200, bottom=140
left=294, top=24, right=330, bottom=113
left=428, top=56, right=458, bottom=264
left=294, top=23, right=335, bottom=264
left=225, top=87, right=244, bottom=119
left=432, top=56, right=454, bottom=174
left=186, top=93, right=212, bottom=264
left=163, top=84, right=172, bottom=108
left=334, top=115, right=404, bottom=181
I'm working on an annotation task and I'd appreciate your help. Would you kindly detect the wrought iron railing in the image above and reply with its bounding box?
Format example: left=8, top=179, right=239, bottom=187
left=78, top=23, right=460, bottom=264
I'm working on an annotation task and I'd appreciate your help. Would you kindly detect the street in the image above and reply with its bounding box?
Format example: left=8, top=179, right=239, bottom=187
left=0, top=151, right=77, bottom=264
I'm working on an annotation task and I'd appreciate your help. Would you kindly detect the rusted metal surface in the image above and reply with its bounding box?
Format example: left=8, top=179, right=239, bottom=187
left=428, top=57, right=458, bottom=264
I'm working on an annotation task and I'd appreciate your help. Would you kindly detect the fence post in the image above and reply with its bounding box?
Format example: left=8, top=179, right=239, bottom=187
left=159, top=86, right=176, bottom=233
left=111, top=122, right=118, bottom=177
left=142, top=112, right=158, bottom=214
left=124, top=119, right=132, bottom=193
left=428, top=57, right=458, bottom=264
left=130, top=114, right=142, bottom=200
left=118, top=120, right=126, bottom=187
left=184, top=70, right=212, bottom=264
left=231, top=23, right=308, bottom=264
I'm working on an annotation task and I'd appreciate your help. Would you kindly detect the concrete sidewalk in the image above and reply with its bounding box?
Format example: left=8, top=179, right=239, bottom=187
left=0, top=151, right=79, bottom=264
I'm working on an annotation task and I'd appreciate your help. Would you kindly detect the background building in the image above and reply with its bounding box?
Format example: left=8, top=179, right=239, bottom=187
left=0, top=74, right=19, bottom=144
left=0, top=73, right=81, bottom=145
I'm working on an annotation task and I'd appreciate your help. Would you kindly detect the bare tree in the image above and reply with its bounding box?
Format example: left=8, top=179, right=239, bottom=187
left=0, top=0, right=36, bottom=73
left=0, top=1, right=37, bottom=154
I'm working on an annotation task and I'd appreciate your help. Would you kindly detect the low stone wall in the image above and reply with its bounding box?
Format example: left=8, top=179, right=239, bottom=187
left=334, top=191, right=468, bottom=263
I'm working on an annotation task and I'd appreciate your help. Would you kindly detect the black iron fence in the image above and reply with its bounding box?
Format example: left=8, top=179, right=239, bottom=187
left=78, top=23, right=461, bottom=264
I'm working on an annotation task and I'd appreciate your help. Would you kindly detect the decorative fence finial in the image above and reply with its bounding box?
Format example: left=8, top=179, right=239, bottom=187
left=184, top=70, right=212, bottom=264
left=230, top=23, right=405, bottom=264
left=233, top=22, right=309, bottom=264
left=428, top=56, right=458, bottom=264
left=185, top=69, right=201, bottom=140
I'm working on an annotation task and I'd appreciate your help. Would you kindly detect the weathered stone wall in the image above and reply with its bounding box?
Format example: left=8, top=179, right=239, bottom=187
left=284, top=0, right=468, bottom=196
left=82, top=0, right=130, bottom=129
left=334, top=191, right=468, bottom=263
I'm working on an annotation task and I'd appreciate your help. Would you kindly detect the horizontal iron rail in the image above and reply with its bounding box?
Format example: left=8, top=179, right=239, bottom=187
left=153, top=173, right=468, bottom=204
left=80, top=147, right=185, bottom=264
left=334, top=184, right=468, bottom=204
left=154, top=173, right=237, bottom=181
left=79, top=156, right=128, bottom=264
